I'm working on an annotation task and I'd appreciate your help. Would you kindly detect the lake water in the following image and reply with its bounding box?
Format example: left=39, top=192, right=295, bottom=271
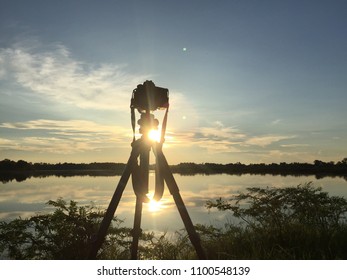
left=1, top=173, right=347, bottom=233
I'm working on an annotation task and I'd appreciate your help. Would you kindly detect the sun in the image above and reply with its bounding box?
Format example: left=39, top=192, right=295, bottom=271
left=148, top=129, right=161, bottom=142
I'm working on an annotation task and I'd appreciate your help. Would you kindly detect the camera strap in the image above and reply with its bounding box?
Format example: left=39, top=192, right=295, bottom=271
left=160, top=106, right=169, bottom=144
left=131, top=106, right=136, bottom=143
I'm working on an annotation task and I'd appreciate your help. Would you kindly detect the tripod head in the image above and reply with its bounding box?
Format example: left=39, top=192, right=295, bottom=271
left=138, top=112, right=159, bottom=139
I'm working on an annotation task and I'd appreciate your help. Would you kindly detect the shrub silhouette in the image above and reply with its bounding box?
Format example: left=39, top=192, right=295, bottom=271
left=0, top=199, right=132, bottom=259
left=205, top=183, right=347, bottom=259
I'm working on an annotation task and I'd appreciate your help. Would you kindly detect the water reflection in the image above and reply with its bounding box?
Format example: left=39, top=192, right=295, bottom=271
left=1, top=173, right=347, bottom=232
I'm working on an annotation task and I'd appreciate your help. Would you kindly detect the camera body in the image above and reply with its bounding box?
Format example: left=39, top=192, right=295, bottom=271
left=131, top=80, right=169, bottom=112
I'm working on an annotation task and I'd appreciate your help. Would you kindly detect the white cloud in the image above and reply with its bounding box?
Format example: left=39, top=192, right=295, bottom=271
left=244, top=135, right=296, bottom=147
left=0, top=119, right=132, bottom=153
left=199, top=122, right=246, bottom=140
left=271, top=119, right=282, bottom=125
left=0, top=43, right=149, bottom=111
left=165, top=120, right=297, bottom=155
left=0, top=138, right=18, bottom=148
left=194, top=139, right=243, bottom=153
left=165, top=122, right=246, bottom=154
left=1, top=119, right=121, bottom=134
left=280, top=144, right=309, bottom=148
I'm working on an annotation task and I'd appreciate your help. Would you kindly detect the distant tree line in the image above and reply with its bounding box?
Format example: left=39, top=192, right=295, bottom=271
left=0, top=158, right=347, bottom=183
left=170, top=158, right=347, bottom=177
left=0, top=159, right=126, bottom=172
left=0, top=159, right=126, bottom=183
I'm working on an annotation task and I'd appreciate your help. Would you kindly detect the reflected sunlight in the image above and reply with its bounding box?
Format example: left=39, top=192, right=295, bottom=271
left=147, top=198, right=163, bottom=212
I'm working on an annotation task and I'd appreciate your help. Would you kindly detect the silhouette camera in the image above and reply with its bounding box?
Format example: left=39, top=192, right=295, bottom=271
left=131, top=80, right=169, bottom=112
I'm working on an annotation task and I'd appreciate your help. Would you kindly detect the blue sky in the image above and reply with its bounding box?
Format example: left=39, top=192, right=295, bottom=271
left=0, top=0, right=346, bottom=164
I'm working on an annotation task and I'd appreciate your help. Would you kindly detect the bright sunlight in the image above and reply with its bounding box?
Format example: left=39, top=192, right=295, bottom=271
left=148, top=129, right=161, bottom=142
left=147, top=198, right=163, bottom=212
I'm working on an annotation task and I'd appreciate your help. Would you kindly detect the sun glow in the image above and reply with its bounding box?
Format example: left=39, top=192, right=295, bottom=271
left=148, top=129, right=161, bottom=142
left=147, top=198, right=163, bottom=212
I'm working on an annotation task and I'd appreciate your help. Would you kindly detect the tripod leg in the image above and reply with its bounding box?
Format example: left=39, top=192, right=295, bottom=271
left=89, top=146, right=140, bottom=259
left=131, top=196, right=143, bottom=259
left=156, top=149, right=207, bottom=260
left=130, top=142, right=151, bottom=259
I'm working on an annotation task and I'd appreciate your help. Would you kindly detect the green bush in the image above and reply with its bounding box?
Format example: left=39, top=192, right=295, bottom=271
left=0, top=198, right=132, bottom=259
left=205, top=183, right=347, bottom=259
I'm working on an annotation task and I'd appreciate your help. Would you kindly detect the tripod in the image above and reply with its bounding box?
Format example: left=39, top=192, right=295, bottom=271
left=89, top=111, right=206, bottom=260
